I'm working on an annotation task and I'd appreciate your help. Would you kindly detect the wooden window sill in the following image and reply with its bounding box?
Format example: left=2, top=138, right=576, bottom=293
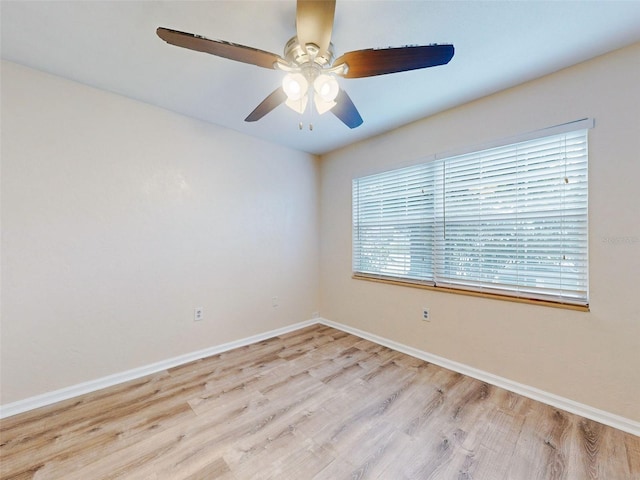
left=352, top=274, right=589, bottom=312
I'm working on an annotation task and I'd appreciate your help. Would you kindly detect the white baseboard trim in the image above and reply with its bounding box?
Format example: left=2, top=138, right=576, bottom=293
left=3, top=317, right=638, bottom=437
left=318, top=318, right=640, bottom=437
left=0, top=319, right=316, bottom=419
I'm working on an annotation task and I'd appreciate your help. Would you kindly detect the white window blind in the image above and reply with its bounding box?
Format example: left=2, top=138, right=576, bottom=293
left=352, top=124, right=589, bottom=307
left=353, top=163, right=436, bottom=282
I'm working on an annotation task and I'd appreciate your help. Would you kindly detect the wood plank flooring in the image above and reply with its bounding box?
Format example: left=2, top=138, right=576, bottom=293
left=1, top=324, right=639, bottom=479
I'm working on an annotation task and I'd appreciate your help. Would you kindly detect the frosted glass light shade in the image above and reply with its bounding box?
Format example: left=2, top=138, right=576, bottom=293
left=314, top=74, right=339, bottom=102
left=285, top=95, right=308, bottom=114
left=282, top=73, right=308, bottom=101
left=314, top=96, right=336, bottom=115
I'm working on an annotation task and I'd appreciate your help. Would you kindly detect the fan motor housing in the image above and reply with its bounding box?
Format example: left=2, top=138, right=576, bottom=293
left=284, top=36, right=334, bottom=67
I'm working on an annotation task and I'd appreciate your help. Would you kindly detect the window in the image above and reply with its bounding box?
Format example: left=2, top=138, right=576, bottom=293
left=352, top=121, right=590, bottom=308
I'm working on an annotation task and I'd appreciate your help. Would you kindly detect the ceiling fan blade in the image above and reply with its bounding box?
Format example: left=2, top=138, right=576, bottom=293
left=157, top=27, right=284, bottom=69
left=331, top=89, right=363, bottom=129
left=334, top=44, right=454, bottom=79
left=296, top=0, right=335, bottom=56
left=245, top=88, right=288, bottom=122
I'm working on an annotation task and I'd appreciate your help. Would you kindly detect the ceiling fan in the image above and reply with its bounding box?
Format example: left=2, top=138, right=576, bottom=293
left=157, top=0, right=454, bottom=129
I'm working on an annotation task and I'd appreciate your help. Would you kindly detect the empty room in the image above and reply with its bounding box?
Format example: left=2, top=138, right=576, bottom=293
left=1, top=1, right=639, bottom=478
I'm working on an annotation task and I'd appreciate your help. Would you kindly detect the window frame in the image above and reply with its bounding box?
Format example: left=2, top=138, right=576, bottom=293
left=352, top=119, right=592, bottom=311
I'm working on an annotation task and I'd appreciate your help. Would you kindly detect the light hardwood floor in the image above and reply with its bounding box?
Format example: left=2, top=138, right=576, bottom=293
left=1, top=324, right=639, bottom=479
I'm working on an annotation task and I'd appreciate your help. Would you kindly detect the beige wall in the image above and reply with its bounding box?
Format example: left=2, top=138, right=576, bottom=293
left=319, top=43, right=640, bottom=421
left=1, top=61, right=320, bottom=404
left=2, top=43, right=639, bottom=422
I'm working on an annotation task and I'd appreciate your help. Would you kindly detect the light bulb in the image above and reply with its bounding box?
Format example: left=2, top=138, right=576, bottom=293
left=282, top=73, right=308, bottom=101
left=313, top=74, right=339, bottom=102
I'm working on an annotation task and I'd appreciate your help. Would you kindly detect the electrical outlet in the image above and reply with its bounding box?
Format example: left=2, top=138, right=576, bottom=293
left=272, top=296, right=279, bottom=308
left=422, top=308, right=431, bottom=322
left=194, top=308, right=204, bottom=322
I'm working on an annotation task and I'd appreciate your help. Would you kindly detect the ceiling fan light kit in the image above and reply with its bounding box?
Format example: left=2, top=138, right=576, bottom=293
left=281, top=70, right=339, bottom=116
left=157, top=0, right=454, bottom=129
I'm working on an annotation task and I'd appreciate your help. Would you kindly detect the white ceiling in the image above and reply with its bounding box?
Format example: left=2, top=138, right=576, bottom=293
left=2, top=1, right=640, bottom=155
